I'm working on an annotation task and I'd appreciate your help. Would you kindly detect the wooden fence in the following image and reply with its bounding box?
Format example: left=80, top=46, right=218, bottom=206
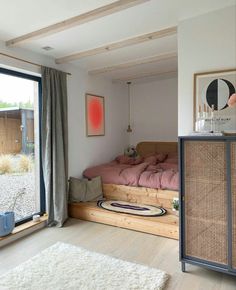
left=0, top=117, right=22, bottom=154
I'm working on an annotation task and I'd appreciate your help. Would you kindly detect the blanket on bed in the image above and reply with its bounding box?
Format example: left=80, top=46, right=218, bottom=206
left=83, top=153, right=178, bottom=191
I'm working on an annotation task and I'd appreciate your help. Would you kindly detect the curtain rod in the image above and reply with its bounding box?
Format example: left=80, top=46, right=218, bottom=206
left=0, top=52, right=72, bottom=76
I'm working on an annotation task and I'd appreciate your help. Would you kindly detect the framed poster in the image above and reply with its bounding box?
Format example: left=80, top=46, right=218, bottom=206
left=194, top=68, right=236, bottom=131
left=85, top=93, right=105, bottom=136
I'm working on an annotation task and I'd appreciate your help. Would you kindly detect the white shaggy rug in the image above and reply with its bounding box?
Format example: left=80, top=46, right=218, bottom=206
left=0, top=242, right=169, bottom=290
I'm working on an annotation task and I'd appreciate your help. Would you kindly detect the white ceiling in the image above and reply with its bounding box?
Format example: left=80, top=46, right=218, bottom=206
left=0, top=0, right=235, bottom=81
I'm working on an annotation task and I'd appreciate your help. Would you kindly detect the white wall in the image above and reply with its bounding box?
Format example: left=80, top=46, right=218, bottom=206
left=0, top=42, right=129, bottom=177
left=68, top=69, right=129, bottom=177
left=129, top=77, right=178, bottom=146
left=178, top=6, right=236, bottom=135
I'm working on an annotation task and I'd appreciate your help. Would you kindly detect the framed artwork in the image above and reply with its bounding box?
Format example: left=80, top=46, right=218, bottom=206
left=194, top=68, right=236, bottom=131
left=85, top=93, right=105, bottom=136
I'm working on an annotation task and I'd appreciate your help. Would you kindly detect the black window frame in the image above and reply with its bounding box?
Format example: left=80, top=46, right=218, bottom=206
left=0, top=67, right=45, bottom=226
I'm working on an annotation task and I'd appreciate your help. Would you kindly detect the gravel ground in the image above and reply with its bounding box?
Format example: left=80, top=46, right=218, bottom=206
left=0, top=172, right=36, bottom=221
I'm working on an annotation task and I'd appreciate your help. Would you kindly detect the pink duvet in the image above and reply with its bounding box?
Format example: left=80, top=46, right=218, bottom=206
left=83, top=153, right=179, bottom=191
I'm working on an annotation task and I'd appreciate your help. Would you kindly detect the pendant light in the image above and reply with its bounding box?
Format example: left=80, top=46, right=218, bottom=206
left=127, top=81, right=132, bottom=133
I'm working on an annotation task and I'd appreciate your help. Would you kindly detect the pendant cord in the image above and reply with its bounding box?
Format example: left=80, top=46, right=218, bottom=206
left=127, top=81, right=132, bottom=132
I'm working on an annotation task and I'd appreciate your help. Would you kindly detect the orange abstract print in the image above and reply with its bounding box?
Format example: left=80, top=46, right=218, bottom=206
left=86, top=94, right=105, bottom=136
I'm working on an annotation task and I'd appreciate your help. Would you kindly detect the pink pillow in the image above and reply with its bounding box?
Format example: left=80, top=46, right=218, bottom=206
left=116, top=155, right=132, bottom=164
left=116, top=155, right=143, bottom=165
left=144, top=153, right=167, bottom=165
left=164, top=152, right=178, bottom=164
left=132, top=157, right=144, bottom=165
left=144, top=155, right=158, bottom=165
left=156, top=153, right=167, bottom=162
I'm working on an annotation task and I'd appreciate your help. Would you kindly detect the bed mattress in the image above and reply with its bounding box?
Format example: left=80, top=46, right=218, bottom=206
left=83, top=153, right=179, bottom=191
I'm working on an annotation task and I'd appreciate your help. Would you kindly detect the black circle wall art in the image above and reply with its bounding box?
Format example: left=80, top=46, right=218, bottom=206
left=206, top=78, right=235, bottom=111
left=194, top=69, right=236, bottom=132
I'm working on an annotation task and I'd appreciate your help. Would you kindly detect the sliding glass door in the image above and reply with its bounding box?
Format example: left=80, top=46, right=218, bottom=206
left=0, top=67, right=45, bottom=225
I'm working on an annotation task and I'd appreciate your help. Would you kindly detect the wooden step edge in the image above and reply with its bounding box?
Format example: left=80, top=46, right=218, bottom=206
left=69, top=202, right=179, bottom=225
left=68, top=203, right=179, bottom=240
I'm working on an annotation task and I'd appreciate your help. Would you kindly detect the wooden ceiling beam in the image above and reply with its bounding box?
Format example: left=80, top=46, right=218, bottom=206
left=6, top=0, right=150, bottom=47
left=113, top=70, right=178, bottom=82
left=55, top=26, right=177, bottom=64
left=88, top=51, right=177, bottom=75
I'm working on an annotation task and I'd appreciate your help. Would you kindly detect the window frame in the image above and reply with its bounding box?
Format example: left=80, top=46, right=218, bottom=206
left=0, top=67, right=46, bottom=226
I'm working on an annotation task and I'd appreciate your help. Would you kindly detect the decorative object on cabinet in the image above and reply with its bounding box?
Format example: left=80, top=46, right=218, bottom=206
left=228, top=93, right=236, bottom=107
left=179, top=136, right=236, bottom=276
left=194, top=69, right=236, bottom=132
left=85, top=93, right=105, bottom=136
left=223, top=130, right=236, bottom=136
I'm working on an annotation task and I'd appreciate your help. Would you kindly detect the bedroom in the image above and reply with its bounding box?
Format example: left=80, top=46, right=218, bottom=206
left=0, top=1, right=236, bottom=289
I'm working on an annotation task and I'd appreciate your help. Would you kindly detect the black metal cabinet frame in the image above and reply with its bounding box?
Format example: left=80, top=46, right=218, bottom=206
left=179, top=136, right=236, bottom=277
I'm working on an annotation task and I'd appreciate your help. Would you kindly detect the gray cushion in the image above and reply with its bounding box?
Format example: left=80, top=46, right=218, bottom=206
left=69, top=176, right=103, bottom=202
left=85, top=176, right=103, bottom=202
left=69, top=177, right=87, bottom=202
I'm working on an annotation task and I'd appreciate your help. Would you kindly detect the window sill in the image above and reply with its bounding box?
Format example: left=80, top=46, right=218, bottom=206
left=0, top=216, right=47, bottom=244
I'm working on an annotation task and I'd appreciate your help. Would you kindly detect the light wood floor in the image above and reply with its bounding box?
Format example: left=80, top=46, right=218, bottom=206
left=0, top=218, right=235, bottom=290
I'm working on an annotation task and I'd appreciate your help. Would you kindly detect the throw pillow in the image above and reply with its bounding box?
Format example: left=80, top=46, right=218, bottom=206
left=68, top=176, right=103, bottom=202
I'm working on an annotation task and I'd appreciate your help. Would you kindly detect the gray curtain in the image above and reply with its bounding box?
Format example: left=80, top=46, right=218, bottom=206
left=41, top=66, right=68, bottom=227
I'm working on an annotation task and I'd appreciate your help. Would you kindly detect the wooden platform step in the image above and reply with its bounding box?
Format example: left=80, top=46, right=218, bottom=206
left=103, top=184, right=178, bottom=210
left=68, top=202, right=179, bottom=240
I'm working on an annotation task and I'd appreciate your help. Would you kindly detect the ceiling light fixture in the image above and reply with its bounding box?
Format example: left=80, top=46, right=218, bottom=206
left=42, top=46, right=54, bottom=51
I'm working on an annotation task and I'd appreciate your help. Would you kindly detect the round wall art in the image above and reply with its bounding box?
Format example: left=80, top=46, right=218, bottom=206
left=194, top=69, right=236, bottom=132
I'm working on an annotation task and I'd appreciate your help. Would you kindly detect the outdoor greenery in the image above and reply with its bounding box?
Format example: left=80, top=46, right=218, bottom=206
left=0, top=100, right=33, bottom=109
left=18, top=155, right=33, bottom=172
left=0, top=154, right=34, bottom=175
left=0, top=155, right=13, bottom=174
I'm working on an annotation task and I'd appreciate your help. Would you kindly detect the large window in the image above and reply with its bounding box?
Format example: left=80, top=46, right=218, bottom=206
left=0, top=68, right=45, bottom=225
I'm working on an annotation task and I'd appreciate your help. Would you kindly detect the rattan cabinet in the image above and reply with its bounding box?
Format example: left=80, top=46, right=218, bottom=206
left=179, top=136, right=236, bottom=276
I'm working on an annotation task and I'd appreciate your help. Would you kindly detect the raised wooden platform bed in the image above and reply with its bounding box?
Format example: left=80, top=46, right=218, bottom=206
left=68, top=202, right=179, bottom=240
left=69, top=184, right=179, bottom=239
left=103, top=184, right=178, bottom=210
